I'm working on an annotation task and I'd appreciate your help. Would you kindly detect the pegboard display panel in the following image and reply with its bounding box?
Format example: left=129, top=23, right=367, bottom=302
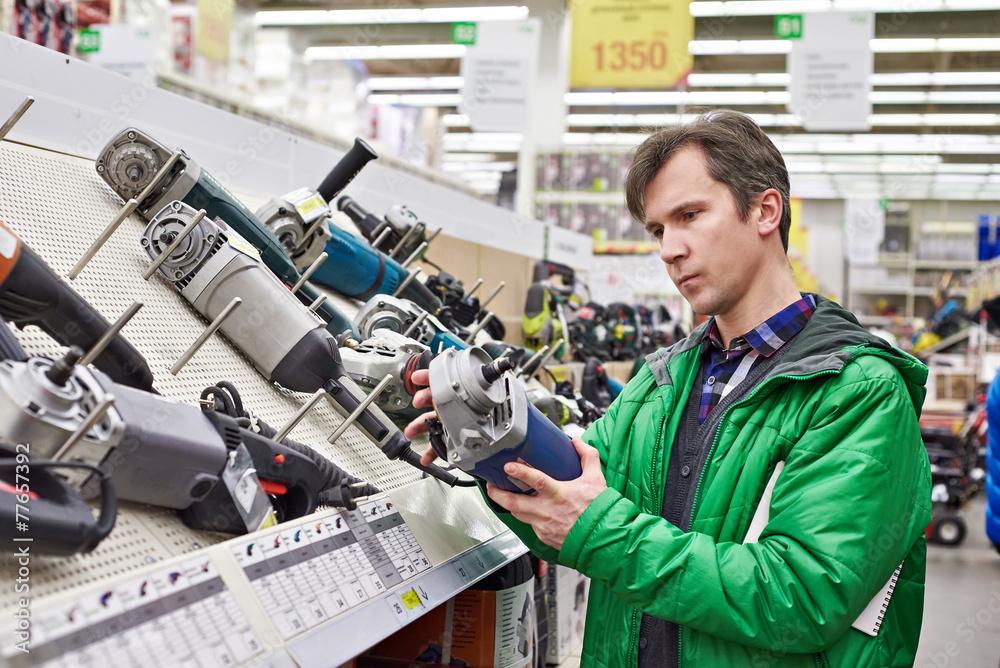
left=0, top=140, right=430, bottom=605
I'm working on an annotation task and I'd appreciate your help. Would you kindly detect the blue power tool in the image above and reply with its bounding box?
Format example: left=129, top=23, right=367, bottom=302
left=96, top=127, right=359, bottom=338
left=426, top=347, right=583, bottom=495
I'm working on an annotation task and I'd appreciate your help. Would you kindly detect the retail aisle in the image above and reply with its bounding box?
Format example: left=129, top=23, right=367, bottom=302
left=918, top=498, right=1000, bottom=667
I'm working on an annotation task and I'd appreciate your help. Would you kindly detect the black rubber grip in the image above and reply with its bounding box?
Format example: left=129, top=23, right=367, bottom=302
left=323, top=377, right=390, bottom=443
left=317, top=138, right=378, bottom=204
left=0, top=241, right=156, bottom=392
left=336, top=195, right=383, bottom=240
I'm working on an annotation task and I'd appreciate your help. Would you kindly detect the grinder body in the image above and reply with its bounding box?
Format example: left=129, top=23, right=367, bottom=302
left=355, top=295, right=467, bottom=353
left=95, top=127, right=356, bottom=338
left=428, top=347, right=582, bottom=495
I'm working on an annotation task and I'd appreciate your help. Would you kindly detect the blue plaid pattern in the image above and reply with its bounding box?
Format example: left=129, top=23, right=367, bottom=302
left=698, top=294, right=816, bottom=424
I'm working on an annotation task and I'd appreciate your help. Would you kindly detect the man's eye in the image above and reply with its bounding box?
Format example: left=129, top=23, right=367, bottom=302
left=650, top=227, right=663, bottom=239
left=683, top=211, right=698, bottom=220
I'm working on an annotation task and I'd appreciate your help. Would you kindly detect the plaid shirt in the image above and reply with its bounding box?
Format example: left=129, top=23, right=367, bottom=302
left=698, top=294, right=817, bottom=424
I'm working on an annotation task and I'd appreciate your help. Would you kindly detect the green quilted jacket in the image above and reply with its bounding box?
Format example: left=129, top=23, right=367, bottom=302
left=500, top=296, right=932, bottom=667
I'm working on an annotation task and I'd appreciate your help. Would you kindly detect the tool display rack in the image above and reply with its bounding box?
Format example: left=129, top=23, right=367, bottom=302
left=0, top=36, right=537, bottom=668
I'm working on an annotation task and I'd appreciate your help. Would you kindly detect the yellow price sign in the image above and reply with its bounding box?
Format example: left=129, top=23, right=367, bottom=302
left=570, top=0, right=694, bottom=89
left=401, top=590, right=422, bottom=610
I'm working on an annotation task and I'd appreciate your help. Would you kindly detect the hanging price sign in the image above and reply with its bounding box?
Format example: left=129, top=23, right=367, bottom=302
left=570, top=0, right=694, bottom=89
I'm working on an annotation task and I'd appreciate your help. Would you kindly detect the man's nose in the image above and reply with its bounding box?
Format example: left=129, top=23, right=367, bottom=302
left=660, top=236, right=686, bottom=264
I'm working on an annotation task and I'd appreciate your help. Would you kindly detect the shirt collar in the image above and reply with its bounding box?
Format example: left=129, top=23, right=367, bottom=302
left=701, top=294, right=817, bottom=357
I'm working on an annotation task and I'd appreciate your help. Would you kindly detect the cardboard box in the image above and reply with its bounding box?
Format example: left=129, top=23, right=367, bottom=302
left=545, top=566, right=589, bottom=665
left=361, top=581, right=537, bottom=668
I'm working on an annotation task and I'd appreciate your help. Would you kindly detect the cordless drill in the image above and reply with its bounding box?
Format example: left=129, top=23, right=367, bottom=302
left=425, top=347, right=582, bottom=495
left=95, top=127, right=357, bottom=338
left=0, top=219, right=156, bottom=392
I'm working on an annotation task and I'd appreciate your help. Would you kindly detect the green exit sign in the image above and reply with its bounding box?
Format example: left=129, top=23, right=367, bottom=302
left=77, top=28, right=101, bottom=53
left=452, top=22, right=477, bottom=45
left=774, top=15, right=802, bottom=39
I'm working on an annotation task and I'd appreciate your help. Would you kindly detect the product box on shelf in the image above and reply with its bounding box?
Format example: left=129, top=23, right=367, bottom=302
left=545, top=565, right=589, bottom=665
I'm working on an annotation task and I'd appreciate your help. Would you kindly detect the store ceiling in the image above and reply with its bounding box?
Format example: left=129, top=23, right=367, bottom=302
left=251, top=1, right=1000, bottom=201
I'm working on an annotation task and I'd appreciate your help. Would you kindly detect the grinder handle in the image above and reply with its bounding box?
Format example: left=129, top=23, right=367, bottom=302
left=0, top=222, right=156, bottom=392
left=318, top=138, right=378, bottom=204
left=336, top=195, right=383, bottom=241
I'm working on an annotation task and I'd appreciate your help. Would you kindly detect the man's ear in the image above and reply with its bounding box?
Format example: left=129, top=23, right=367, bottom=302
left=756, top=189, right=783, bottom=239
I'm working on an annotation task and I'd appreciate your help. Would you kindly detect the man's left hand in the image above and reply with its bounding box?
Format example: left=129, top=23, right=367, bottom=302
left=486, top=437, right=607, bottom=551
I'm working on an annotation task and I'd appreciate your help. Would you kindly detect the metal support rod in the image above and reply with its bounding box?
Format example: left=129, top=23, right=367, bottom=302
left=78, top=301, right=143, bottom=368
left=388, top=223, right=421, bottom=259
left=170, top=297, right=242, bottom=375
left=516, top=345, right=549, bottom=378
left=291, top=252, right=329, bottom=293
left=308, top=294, right=328, bottom=312
left=480, top=281, right=506, bottom=310
left=425, top=227, right=443, bottom=246
left=402, top=311, right=429, bottom=339
left=274, top=389, right=327, bottom=443
left=461, top=278, right=483, bottom=301
left=143, top=209, right=206, bottom=280
left=536, top=338, right=563, bottom=369
left=69, top=199, right=139, bottom=280
left=372, top=227, right=392, bottom=250
left=327, top=374, right=394, bottom=444
left=300, top=216, right=328, bottom=249
left=52, top=395, right=116, bottom=461
left=135, top=151, right=182, bottom=205
left=392, top=268, right=422, bottom=297
left=0, top=96, right=34, bottom=142
left=464, top=312, right=494, bottom=344
left=401, top=241, right=428, bottom=268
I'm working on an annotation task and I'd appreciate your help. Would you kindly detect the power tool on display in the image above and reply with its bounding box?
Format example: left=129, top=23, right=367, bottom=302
left=95, top=127, right=356, bottom=338
left=354, top=294, right=468, bottom=353
left=523, top=261, right=576, bottom=354
left=141, top=202, right=471, bottom=488
left=424, top=347, right=582, bottom=495
left=256, top=152, right=451, bottom=325
left=424, top=270, right=505, bottom=341
left=339, top=329, right=431, bottom=422
left=336, top=194, right=429, bottom=265
left=0, top=320, right=368, bottom=554
left=0, top=219, right=156, bottom=392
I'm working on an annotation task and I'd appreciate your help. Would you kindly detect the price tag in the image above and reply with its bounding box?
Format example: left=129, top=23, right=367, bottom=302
left=453, top=560, right=472, bottom=583
left=400, top=590, right=422, bottom=611
left=570, top=0, right=693, bottom=89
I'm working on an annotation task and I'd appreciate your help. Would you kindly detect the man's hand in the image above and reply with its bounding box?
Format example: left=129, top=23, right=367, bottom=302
left=401, top=369, right=439, bottom=466
left=486, top=438, right=607, bottom=551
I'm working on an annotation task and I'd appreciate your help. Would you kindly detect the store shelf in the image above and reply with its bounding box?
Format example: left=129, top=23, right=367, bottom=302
left=535, top=190, right=625, bottom=205
left=0, top=89, right=525, bottom=666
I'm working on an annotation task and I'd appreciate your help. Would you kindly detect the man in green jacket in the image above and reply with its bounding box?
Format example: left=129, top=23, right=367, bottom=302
left=407, top=110, right=931, bottom=667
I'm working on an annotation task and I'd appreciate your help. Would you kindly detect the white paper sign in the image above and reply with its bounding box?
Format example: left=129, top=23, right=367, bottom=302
left=844, top=198, right=885, bottom=265
left=788, top=12, right=873, bottom=132
left=85, top=25, right=156, bottom=81
left=460, top=19, right=541, bottom=133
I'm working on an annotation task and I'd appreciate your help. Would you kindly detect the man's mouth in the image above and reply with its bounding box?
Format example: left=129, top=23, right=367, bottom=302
left=677, top=274, right=698, bottom=288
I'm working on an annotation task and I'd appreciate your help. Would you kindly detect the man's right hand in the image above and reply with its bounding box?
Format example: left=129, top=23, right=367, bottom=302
left=402, top=369, right=439, bottom=466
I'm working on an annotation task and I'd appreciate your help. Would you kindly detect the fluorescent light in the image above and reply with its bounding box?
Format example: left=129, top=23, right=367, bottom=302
left=679, top=71, right=1000, bottom=88
left=442, top=133, right=524, bottom=152
left=688, top=37, right=1000, bottom=55
left=368, top=76, right=464, bottom=91
left=442, top=162, right=517, bottom=171
left=368, top=93, right=462, bottom=106
left=936, top=164, right=993, bottom=174
left=304, top=44, right=467, bottom=61
left=442, top=114, right=471, bottom=127
left=443, top=153, right=500, bottom=162
left=689, top=0, right=1000, bottom=16
left=256, top=5, right=528, bottom=26
left=563, top=90, right=791, bottom=106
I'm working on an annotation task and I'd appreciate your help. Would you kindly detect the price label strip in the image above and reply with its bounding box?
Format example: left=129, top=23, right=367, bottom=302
left=2, top=558, right=263, bottom=668
left=232, top=503, right=431, bottom=640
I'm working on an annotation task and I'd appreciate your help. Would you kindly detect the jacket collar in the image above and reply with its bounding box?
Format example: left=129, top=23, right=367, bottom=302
left=646, top=295, right=927, bottom=409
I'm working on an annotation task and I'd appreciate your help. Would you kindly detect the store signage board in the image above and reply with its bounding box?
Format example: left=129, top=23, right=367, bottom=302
left=569, top=0, right=693, bottom=90
left=82, top=25, right=155, bottom=81
left=459, top=18, right=541, bottom=133
left=196, top=0, right=234, bottom=64
left=844, top=198, right=885, bottom=266
left=788, top=12, right=874, bottom=131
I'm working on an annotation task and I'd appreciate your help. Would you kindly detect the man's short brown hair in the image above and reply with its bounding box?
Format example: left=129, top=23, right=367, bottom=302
left=624, top=109, right=792, bottom=252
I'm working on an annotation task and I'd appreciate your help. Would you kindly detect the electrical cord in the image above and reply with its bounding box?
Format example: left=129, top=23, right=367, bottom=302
left=0, top=457, right=117, bottom=548
left=200, top=381, right=382, bottom=505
